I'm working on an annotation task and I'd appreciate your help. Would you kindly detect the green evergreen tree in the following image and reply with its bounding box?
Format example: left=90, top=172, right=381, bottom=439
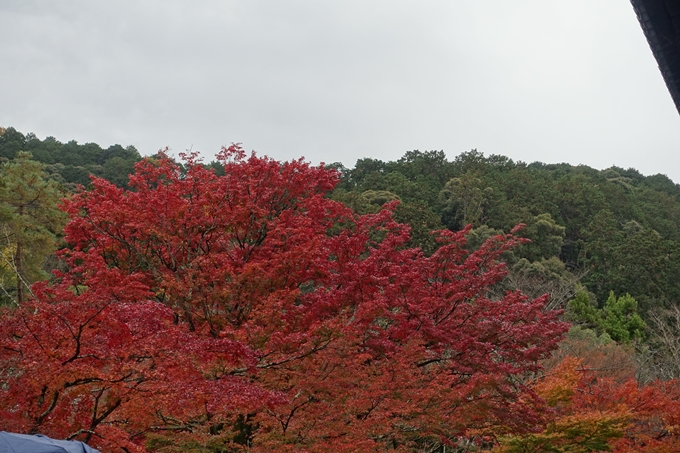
left=567, top=290, right=646, bottom=344
left=0, top=152, right=66, bottom=304
left=601, top=292, right=647, bottom=344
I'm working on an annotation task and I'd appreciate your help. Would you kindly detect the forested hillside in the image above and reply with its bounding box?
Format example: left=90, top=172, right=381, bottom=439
left=330, top=149, right=680, bottom=314
left=1, top=127, right=680, bottom=452
left=0, top=127, right=141, bottom=189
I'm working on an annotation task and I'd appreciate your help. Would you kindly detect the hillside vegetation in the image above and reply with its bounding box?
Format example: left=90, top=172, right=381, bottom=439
left=1, top=127, right=680, bottom=452
left=331, top=149, right=680, bottom=314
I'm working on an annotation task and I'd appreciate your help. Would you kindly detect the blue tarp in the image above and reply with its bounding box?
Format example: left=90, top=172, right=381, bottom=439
left=0, top=432, right=100, bottom=453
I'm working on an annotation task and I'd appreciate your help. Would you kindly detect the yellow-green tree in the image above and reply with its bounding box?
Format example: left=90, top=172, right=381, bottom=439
left=0, top=152, right=65, bottom=304
left=439, top=170, right=494, bottom=229
left=567, top=291, right=646, bottom=344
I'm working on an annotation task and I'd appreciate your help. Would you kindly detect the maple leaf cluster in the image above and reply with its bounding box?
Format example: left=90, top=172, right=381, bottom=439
left=0, top=146, right=569, bottom=452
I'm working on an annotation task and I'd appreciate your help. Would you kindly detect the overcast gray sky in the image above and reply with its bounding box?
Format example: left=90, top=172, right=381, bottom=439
left=2, top=1, right=679, bottom=181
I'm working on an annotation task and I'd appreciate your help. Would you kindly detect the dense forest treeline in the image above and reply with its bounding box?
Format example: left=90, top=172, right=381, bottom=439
left=3, top=125, right=680, bottom=313
left=2, top=126, right=680, bottom=451
left=0, top=126, right=142, bottom=189
left=329, top=149, right=680, bottom=313
left=2, top=125, right=680, bottom=317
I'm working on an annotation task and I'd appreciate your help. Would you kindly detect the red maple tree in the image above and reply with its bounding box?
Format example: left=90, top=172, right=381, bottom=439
left=0, top=146, right=568, bottom=452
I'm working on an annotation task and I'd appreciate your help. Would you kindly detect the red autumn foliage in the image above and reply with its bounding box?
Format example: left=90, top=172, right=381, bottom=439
left=0, top=147, right=568, bottom=452
left=583, top=372, right=680, bottom=452
left=496, top=354, right=680, bottom=453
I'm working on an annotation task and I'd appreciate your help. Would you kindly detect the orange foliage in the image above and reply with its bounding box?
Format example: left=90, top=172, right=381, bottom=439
left=497, top=355, right=680, bottom=453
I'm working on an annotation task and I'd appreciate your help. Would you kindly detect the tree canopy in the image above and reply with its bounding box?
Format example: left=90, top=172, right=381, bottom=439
left=335, top=149, right=680, bottom=315
left=0, top=147, right=567, bottom=452
left=0, top=152, right=65, bottom=304
left=0, top=127, right=141, bottom=189
left=2, top=128, right=680, bottom=451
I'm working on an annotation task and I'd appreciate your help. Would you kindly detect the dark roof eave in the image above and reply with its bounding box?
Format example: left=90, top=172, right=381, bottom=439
left=631, top=0, right=680, bottom=115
